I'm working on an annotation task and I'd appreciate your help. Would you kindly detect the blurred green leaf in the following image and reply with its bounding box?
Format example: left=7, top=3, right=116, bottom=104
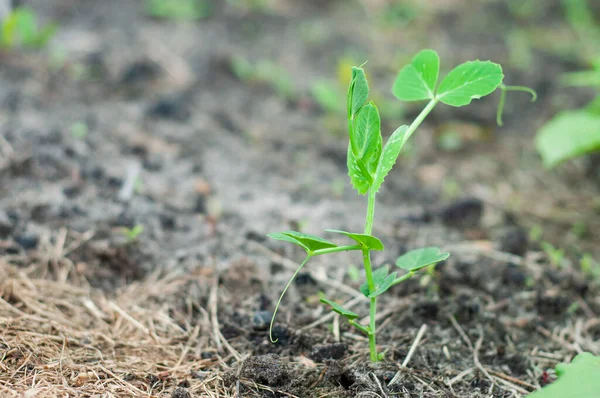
left=437, top=61, right=504, bottom=107
left=528, top=353, right=600, bottom=398
left=267, top=231, right=337, bottom=253
left=320, top=298, right=359, bottom=320
left=393, top=49, right=439, bottom=101
left=535, top=110, right=600, bottom=167
left=326, top=229, right=384, bottom=251
left=145, top=0, right=211, bottom=20
left=396, top=247, right=450, bottom=272
left=311, top=80, right=343, bottom=113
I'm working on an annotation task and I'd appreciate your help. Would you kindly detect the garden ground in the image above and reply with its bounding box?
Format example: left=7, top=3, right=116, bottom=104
left=1, top=0, right=599, bottom=396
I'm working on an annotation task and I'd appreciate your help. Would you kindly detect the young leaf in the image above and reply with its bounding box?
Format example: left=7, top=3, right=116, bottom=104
left=371, top=125, right=408, bottom=193
left=359, top=266, right=397, bottom=298
left=320, top=298, right=359, bottom=320
left=267, top=231, right=338, bottom=253
left=392, top=49, right=440, bottom=101
left=369, top=272, right=398, bottom=297
left=396, top=247, right=450, bottom=272
left=350, top=67, right=369, bottom=117
left=347, top=144, right=371, bottom=194
left=360, top=267, right=387, bottom=296
left=535, top=110, right=600, bottom=168
left=353, top=102, right=383, bottom=174
left=437, top=61, right=504, bottom=107
left=325, top=229, right=384, bottom=251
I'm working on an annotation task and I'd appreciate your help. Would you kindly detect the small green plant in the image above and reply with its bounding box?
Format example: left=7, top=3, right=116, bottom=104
left=144, top=0, right=212, bottom=20
left=70, top=122, right=88, bottom=139
left=541, top=241, right=566, bottom=269
left=120, top=225, right=144, bottom=241
left=230, top=56, right=293, bottom=99
left=267, top=50, right=532, bottom=361
left=0, top=7, right=57, bottom=50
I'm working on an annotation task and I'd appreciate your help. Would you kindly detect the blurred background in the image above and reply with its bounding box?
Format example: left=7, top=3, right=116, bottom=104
left=1, top=0, right=599, bottom=281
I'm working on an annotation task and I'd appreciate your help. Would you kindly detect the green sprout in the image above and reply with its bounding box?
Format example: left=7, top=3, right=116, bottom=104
left=0, top=7, right=57, bottom=50
left=144, top=0, right=212, bottom=20
left=121, top=225, right=144, bottom=242
left=267, top=49, right=533, bottom=362
left=70, top=122, right=88, bottom=139
left=230, top=56, right=293, bottom=99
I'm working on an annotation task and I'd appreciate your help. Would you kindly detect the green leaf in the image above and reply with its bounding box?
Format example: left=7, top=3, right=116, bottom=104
left=350, top=67, right=369, bottom=117
left=535, top=110, right=600, bottom=168
left=437, top=61, right=504, bottom=107
left=347, top=143, right=371, bottom=194
left=360, top=267, right=385, bottom=296
left=312, top=80, right=343, bottom=113
left=359, top=266, right=397, bottom=298
left=325, top=229, right=384, bottom=251
left=392, top=49, right=440, bottom=101
left=528, top=353, right=600, bottom=398
left=353, top=102, right=382, bottom=174
left=267, top=231, right=338, bottom=253
left=371, top=125, right=408, bottom=193
left=396, top=247, right=450, bottom=272
left=320, top=298, right=359, bottom=320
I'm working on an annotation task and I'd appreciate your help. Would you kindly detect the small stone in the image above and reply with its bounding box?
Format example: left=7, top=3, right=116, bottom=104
left=0, top=211, right=15, bottom=238
left=146, top=96, right=190, bottom=122
left=252, top=311, right=273, bottom=331
left=15, top=234, right=39, bottom=250
left=499, top=227, right=529, bottom=256
left=439, top=198, right=483, bottom=228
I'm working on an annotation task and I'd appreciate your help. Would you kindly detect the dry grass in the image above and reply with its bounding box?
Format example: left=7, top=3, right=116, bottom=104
left=0, top=230, right=235, bottom=397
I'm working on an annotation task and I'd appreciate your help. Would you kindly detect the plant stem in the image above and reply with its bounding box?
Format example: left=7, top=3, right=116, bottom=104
left=391, top=271, right=414, bottom=286
left=312, top=245, right=363, bottom=256
left=401, top=98, right=438, bottom=148
left=363, top=187, right=378, bottom=361
left=363, top=248, right=378, bottom=361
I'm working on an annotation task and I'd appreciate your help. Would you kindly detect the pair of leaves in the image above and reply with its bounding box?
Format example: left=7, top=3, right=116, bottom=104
left=347, top=68, right=383, bottom=194
left=268, top=230, right=384, bottom=253
left=347, top=67, right=409, bottom=195
left=359, top=266, right=398, bottom=298
left=393, top=49, right=504, bottom=107
left=1, top=7, right=57, bottom=49
left=535, top=110, right=600, bottom=168
left=358, top=247, right=450, bottom=298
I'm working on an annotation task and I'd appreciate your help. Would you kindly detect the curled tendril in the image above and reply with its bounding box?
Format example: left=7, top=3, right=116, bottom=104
left=497, top=84, right=538, bottom=126
left=269, top=255, right=311, bottom=343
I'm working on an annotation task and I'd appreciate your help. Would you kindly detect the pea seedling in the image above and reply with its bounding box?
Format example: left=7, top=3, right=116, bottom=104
left=268, top=49, right=533, bottom=361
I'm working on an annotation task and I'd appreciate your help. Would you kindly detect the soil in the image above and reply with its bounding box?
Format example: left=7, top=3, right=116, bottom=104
left=1, top=0, right=599, bottom=397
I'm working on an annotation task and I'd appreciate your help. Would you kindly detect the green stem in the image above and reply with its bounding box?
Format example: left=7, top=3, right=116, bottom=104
left=269, top=255, right=311, bottom=343
left=391, top=271, right=414, bottom=287
left=312, top=245, right=363, bottom=256
left=401, top=98, right=438, bottom=148
left=363, top=187, right=378, bottom=361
